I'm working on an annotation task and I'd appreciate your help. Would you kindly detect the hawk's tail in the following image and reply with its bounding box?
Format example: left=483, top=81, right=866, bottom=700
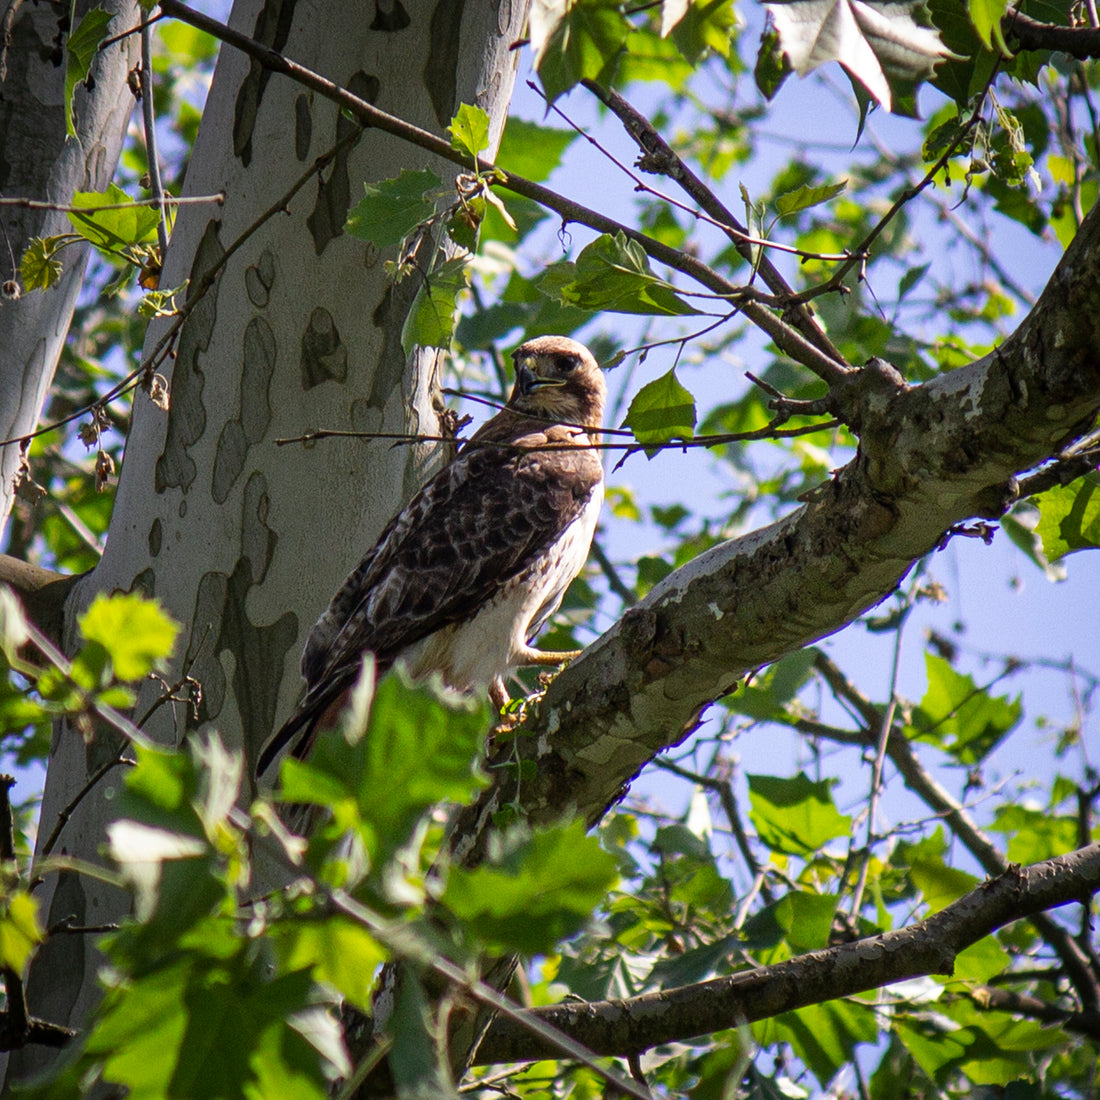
left=255, top=679, right=352, bottom=778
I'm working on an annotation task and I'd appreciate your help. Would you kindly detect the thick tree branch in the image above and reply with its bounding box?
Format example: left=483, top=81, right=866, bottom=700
left=809, top=652, right=1100, bottom=1010
left=1005, top=10, right=1100, bottom=60
left=475, top=845, right=1100, bottom=1064
left=0, top=556, right=81, bottom=650
left=448, top=189, right=1100, bottom=866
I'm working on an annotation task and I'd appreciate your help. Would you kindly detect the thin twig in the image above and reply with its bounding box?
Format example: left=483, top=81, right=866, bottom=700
left=139, top=20, right=170, bottom=257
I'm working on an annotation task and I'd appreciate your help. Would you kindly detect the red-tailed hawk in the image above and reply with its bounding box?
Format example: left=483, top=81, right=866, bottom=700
left=257, top=335, right=606, bottom=775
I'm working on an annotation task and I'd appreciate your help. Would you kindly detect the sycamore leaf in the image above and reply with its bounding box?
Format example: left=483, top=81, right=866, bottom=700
left=538, top=232, right=699, bottom=317
left=1033, top=472, right=1100, bottom=563
left=401, top=256, right=469, bottom=354
left=622, top=368, right=697, bottom=446
left=448, top=103, right=491, bottom=159
left=64, top=7, right=113, bottom=137
left=345, top=168, right=441, bottom=249
left=78, top=592, right=180, bottom=682
left=775, top=179, right=848, bottom=217
left=0, top=893, right=42, bottom=972
left=20, top=237, right=66, bottom=291
left=765, top=0, right=953, bottom=111
left=69, top=184, right=161, bottom=253
left=496, top=118, right=577, bottom=182
left=748, top=772, right=852, bottom=855
left=442, top=819, right=618, bottom=953
left=908, top=652, right=1022, bottom=764
left=968, top=0, right=1011, bottom=55
left=530, top=0, right=627, bottom=102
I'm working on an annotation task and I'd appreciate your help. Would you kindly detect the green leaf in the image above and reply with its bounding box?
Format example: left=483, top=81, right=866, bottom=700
left=68, top=184, right=161, bottom=252
left=968, top=0, right=1010, bottom=55
left=0, top=892, right=42, bottom=972
left=389, top=973, right=455, bottom=1098
left=281, top=672, right=488, bottom=876
left=622, top=368, right=697, bottom=446
left=765, top=0, right=953, bottom=112
left=775, top=179, right=848, bottom=217
left=747, top=772, right=852, bottom=856
left=727, top=649, right=818, bottom=719
left=273, top=916, right=386, bottom=1011
left=755, top=24, right=793, bottom=99
left=448, top=103, right=491, bottom=159
left=401, top=256, right=469, bottom=354
left=87, top=956, right=339, bottom=1100
left=442, top=819, right=618, bottom=953
left=64, top=7, right=114, bottom=137
left=539, top=232, right=700, bottom=317
left=530, top=0, right=627, bottom=102
left=78, top=592, right=180, bottom=682
left=743, top=890, right=838, bottom=955
left=496, top=118, right=577, bottom=182
left=909, top=652, right=1022, bottom=763
left=758, top=998, right=878, bottom=1086
left=665, top=0, right=737, bottom=63
left=345, top=168, right=441, bottom=249
left=1033, top=472, right=1100, bottom=563
left=19, top=236, right=67, bottom=291
left=991, top=805, right=1079, bottom=865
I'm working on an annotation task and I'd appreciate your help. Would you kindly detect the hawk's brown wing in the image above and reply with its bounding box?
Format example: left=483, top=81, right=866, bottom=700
left=256, top=419, right=601, bottom=773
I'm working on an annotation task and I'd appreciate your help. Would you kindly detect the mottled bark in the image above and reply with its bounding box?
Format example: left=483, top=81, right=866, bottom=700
left=11, top=0, right=527, bottom=1085
left=0, top=0, right=139, bottom=531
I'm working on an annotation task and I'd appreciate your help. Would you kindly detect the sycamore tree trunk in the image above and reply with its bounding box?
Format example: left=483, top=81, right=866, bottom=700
left=9, top=0, right=527, bottom=1084
left=0, top=0, right=139, bottom=530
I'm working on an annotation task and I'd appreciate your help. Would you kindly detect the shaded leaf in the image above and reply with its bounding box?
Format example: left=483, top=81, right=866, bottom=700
left=530, top=0, right=627, bottom=102
left=19, top=237, right=66, bottom=291
left=442, top=819, right=618, bottom=953
left=775, top=179, right=848, bottom=217
left=65, top=7, right=114, bottom=137
left=401, top=256, right=469, bottom=354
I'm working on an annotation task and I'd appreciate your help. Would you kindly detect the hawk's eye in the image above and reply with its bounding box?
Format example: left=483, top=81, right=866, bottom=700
left=555, top=354, right=578, bottom=373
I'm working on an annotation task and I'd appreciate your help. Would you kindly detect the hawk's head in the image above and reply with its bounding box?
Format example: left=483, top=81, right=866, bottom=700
left=509, top=335, right=606, bottom=430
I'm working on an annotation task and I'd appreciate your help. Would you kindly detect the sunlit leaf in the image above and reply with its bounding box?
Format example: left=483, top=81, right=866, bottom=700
left=401, top=256, right=469, bottom=354
left=448, top=103, right=491, bottom=159
left=346, top=168, right=441, bottom=248
left=623, top=368, right=697, bottom=446
left=530, top=0, right=627, bottom=102
left=539, top=232, right=700, bottom=317
left=765, top=0, right=953, bottom=111
left=748, top=772, right=852, bottom=855
left=0, top=892, right=42, bottom=972
left=78, top=592, right=180, bottom=682
left=1032, top=472, right=1100, bottom=563
left=775, top=179, right=848, bottom=217
left=442, top=819, right=617, bottom=953
left=909, top=652, right=1022, bottom=763
left=496, top=118, right=577, bottom=182
left=69, top=184, right=161, bottom=252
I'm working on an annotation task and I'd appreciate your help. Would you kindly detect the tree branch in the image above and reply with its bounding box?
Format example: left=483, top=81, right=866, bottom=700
left=1005, top=10, right=1100, bottom=60
left=447, top=193, right=1100, bottom=871
left=475, top=845, right=1100, bottom=1064
left=156, top=0, right=851, bottom=386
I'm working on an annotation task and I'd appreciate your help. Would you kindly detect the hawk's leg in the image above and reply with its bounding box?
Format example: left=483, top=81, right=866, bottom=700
left=516, top=645, right=583, bottom=667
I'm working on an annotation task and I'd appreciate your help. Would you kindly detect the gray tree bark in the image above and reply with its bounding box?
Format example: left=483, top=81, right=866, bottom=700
left=9, top=0, right=528, bottom=1085
left=0, top=0, right=140, bottom=532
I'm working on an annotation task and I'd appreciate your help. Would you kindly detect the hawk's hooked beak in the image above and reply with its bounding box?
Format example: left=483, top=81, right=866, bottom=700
left=515, top=359, right=567, bottom=397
